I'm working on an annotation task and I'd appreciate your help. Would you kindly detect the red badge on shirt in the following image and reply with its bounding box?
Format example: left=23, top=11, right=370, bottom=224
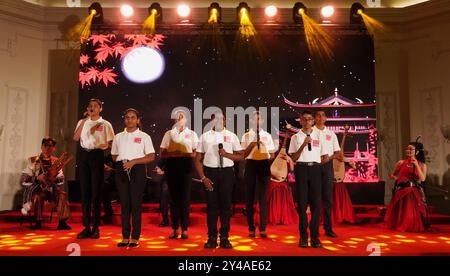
left=96, top=125, right=104, bottom=132
left=184, top=134, right=191, bottom=139
left=313, top=140, right=320, bottom=147
left=326, top=135, right=332, bottom=141
left=134, top=137, right=142, bottom=144
left=224, top=136, right=231, bottom=143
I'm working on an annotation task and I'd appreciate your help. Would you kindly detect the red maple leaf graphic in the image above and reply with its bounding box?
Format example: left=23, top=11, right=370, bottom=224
left=86, top=67, right=99, bottom=83
left=146, top=38, right=164, bottom=50
left=98, top=69, right=118, bottom=87
left=90, top=34, right=111, bottom=46
left=94, top=44, right=113, bottom=64
left=125, top=34, right=150, bottom=47
left=80, top=54, right=89, bottom=66
left=112, top=42, right=126, bottom=58
left=79, top=72, right=92, bottom=88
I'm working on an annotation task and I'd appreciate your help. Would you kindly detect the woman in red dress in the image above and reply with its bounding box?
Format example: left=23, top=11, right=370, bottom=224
left=385, top=142, right=429, bottom=232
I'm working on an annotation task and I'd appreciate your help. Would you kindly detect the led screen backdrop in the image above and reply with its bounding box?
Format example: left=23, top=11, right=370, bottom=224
left=79, top=30, right=377, bottom=182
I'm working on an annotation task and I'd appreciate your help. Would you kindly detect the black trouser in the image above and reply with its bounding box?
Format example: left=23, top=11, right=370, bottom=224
left=244, top=159, right=270, bottom=232
left=294, top=163, right=322, bottom=241
left=159, top=176, right=170, bottom=219
left=103, top=169, right=116, bottom=218
left=115, top=162, right=147, bottom=240
left=78, top=149, right=104, bottom=229
left=204, top=166, right=234, bottom=239
left=321, top=162, right=334, bottom=232
left=166, top=157, right=192, bottom=231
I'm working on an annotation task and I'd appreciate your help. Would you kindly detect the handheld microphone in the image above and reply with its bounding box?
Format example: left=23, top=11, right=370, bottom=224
left=306, top=131, right=312, bottom=151
left=218, top=143, right=224, bottom=168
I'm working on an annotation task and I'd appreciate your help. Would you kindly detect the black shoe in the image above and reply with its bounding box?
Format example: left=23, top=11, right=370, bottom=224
left=31, top=220, right=42, bottom=230
left=248, top=231, right=256, bottom=238
left=77, top=228, right=91, bottom=239
left=260, top=231, right=267, bottom=238
left=180, top=233, right=188, bottom=239
left=299, top=239, right=308, bottom=248
left=325, top=231, right=337, bottom=238
left=311, top=239, right=322, bottom=248
left=57, top=220, right=72, bottom=230
left=129, top=242, right=139, bottom=248
left=117, top=241, right=129, bottom=247
left=90, top=227, right=100, bottom=239
left=168, top=231, right=179, bottom=239
left=204, top=238, right=218, bottom=249
left=220, top=238, right=232, bottom=249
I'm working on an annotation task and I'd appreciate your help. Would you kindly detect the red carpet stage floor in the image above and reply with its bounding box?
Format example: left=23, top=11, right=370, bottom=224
left=1, top=204, right=450, bottom=256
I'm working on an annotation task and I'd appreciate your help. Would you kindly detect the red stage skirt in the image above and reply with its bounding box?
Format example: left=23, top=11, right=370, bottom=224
left=385, top=187, right=428, bottom=232
left=331, top=182, right=358, bottom=224
left=255, top=181, right=298, bottom=225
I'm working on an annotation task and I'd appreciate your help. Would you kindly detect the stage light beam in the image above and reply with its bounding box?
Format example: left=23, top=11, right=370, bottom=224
left=237, top=2, right=256, bottom=37
left=143, top=3, right=162, bottom=34
left=298, top=9, right=334, bottom=63
left=208, top=3, right=221, bottom=24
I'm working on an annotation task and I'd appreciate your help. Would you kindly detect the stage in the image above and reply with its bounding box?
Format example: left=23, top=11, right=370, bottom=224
left=1, top=204, right=450, bottom=256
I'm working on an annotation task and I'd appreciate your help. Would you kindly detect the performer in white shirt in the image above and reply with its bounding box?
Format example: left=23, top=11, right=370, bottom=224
left=112, top=108, right=155, bottom=248
left=241, top=111, right=276, bottom=238
left=288, top=110, right=327, bottom=248
left=73, top=99, right=114, bottom=239
left=160, top=110, right=199, bottom=239
left=194, top=112, right=243, bottom=249
left=314, top=110, right=342, bottom=238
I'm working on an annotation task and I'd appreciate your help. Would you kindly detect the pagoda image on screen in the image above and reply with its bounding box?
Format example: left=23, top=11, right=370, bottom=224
left=283, top=88, right=378, bottom=183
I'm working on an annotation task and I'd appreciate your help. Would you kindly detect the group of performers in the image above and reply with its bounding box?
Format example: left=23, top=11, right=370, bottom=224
left=20, top=98, right=430, bottom=249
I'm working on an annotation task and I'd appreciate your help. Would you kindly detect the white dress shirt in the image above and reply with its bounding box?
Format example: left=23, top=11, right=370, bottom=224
left=75, top=117, right=115, bottom=150
left=197, top=129, right=242, bottom=168
left=241, top=129, right=277, bottom=160
left=111, top=129, right=155, bottom=161
left=288, top=128, right=325, bottom=163
left=313, top=126, right=340, bottom=157
left=160, top=127, right=199, bottom=153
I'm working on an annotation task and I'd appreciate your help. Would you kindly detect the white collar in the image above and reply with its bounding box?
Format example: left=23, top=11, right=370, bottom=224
left=249, top=128, right=266, bottom=134
left=88, top=116, right=103, bottom=123
left=125, top=128, right=140, bottom=135
left=314, top=125, right=327, bottom=131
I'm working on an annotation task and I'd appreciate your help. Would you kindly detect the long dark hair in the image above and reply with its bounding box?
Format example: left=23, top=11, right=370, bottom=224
left=409, top=142, right=425, bottom=163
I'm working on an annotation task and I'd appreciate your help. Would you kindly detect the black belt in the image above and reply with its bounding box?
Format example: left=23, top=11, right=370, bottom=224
left=81, top=148, right=102, bottom=153
left=296, top=162, right=320, bottom=166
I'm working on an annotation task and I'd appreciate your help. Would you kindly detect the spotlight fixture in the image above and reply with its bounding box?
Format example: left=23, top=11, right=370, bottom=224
left=350, top=2, right=365, bottom=24
left=292, top=2, right=307, bottom=24
left=236, top=2, right=251, bottom=22
left=149, top=2, right=163, bottom=24
left=265, top=5, right=278, bottom=18
left=177, top=4, right=191, bottom=18
left=320, top=5, right=335, bottom=23
left=208, top=2, right=222, bottom=24
left=120, top=4, right=134, bottom=18
left=88, top=2, right=103, bottom=24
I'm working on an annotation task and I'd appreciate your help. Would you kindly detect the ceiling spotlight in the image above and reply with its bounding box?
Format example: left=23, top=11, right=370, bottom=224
left=350, top=2, right=365, bottom=24
left=88, top=2, right=103, bottom=24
